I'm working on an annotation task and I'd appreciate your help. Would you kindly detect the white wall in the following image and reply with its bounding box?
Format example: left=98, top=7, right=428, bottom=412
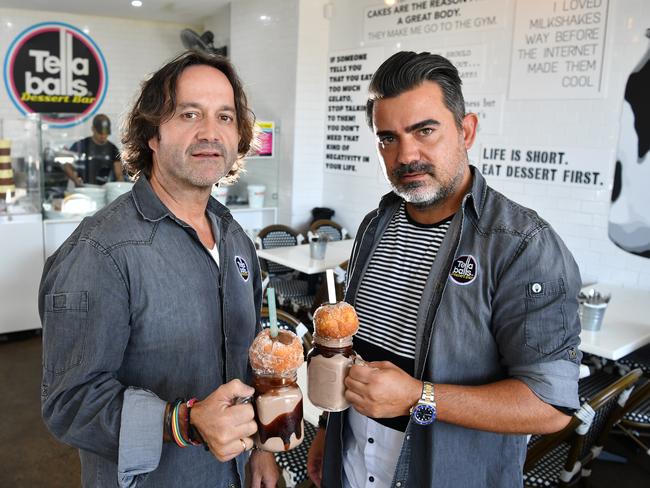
left=229, top=0, right=299, bottom=224
left=308, top=0, right=650, bottom=290
left=0, top=8, right=196, bottom=148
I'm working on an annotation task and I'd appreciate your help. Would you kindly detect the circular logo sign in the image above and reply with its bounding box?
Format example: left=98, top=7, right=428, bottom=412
left=235, top=256, right=250, bottom=282
left=3, top=22, right=108, bottom=128
left=449, top=255, right=478, bottom=285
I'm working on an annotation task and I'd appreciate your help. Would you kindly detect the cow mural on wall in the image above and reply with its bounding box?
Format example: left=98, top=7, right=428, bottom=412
left=609, top=28, right=650, bottom=258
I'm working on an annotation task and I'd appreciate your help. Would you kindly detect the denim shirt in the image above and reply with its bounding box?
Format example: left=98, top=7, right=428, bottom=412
left=322, top=167, right=582, bottom=488
left=39, top=176, right=262, bottom=488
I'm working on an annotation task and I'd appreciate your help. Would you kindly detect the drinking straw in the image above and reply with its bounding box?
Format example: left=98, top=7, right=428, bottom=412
left=326, top=269, right=336, bottom=304
left=267, top=287, right=279, bottom=338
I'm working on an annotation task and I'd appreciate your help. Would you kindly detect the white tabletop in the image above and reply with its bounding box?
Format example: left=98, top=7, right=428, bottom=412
left=578, top=283, right=650, bottom=360
left=256, top=239, right=354, bottom=275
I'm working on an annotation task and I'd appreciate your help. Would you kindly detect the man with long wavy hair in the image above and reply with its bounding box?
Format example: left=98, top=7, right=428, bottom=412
left=39, top=50, right=278, bottom=487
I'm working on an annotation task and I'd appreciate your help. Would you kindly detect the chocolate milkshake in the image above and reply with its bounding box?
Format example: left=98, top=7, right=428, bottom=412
left=307, top=302, right=359, bottom=412
left=249, top=328, right=304, bottom=452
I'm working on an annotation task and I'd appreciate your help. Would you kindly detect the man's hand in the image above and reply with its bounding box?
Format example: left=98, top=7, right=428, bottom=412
left=190, top=379, right=257, bottom=462
left=249, top=449, right=281, bottom=488
left=344, top=361, right=422, bottom=418
left=307, top=428, right=326, bottom=487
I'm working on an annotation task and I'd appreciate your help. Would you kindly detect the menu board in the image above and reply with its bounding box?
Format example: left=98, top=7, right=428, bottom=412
left=324, top=47, right=385, bottom=176
left=509, top=0, right=610, bottom=99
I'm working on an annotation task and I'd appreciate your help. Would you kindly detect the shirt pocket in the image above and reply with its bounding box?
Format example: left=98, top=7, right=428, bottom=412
left=524, top=278, right=567, bottom=355
left=43, top=291, right=89, bottom=375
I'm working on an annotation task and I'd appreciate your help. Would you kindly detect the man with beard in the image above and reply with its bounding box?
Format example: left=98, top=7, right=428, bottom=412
left=39, top=51, right=279, bottom=487
left=308, top=52, right=582, bottom=487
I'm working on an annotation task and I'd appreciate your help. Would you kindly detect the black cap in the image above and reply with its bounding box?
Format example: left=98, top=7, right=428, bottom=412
left=92, top=114, right=111, bottom=135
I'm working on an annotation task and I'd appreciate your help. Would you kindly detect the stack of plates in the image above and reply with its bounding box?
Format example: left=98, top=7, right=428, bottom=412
left=72, top=185, right=107, bottom=210
left=104, top=181, right=134, bottom=203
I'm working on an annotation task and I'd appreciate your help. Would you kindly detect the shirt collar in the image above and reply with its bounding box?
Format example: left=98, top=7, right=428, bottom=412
left=132, top=175, right=233, bottom=224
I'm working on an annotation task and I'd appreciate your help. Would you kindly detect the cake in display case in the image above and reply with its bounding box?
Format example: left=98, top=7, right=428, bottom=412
left=0, top=114, right=42, bottom=221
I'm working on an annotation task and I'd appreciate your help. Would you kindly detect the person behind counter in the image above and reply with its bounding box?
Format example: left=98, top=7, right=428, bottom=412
left=39, top=50, right=279, bottom=487
left=63, top=113, right=123, bottom=186
left=308, top=51, right=583, bottom=488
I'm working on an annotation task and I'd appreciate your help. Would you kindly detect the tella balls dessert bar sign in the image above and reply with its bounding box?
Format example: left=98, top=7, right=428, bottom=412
left=3, top=22, right=108, bottom=128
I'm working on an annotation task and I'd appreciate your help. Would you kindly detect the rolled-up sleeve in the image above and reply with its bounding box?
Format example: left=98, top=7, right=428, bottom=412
left=39, top=238, right=166, bottom=479
left=492, top=225, right=582, bottom=410
left=118, top=388, right=167, bottom=486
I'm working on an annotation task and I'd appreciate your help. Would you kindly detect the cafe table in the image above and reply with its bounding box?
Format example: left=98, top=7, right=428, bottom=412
left=578, top=283, right=650, bottom=360
left=256, top=239, right=354, bottom=275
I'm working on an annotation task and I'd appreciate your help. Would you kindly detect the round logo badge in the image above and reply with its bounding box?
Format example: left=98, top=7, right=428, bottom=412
left=449, top=255, right=477, bottom=285
left=235, top=256, right=250, bottom=282
left=3, top=22, right=108, bottom=128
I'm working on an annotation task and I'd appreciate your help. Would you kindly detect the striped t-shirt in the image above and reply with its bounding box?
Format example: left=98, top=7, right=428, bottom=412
left=353, top=201, right=451, bottom=431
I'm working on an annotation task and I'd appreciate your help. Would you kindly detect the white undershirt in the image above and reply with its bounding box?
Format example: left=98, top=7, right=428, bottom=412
left=208, top=244, right=219, bottom=267
left=343, top=408, right=405, bottom=488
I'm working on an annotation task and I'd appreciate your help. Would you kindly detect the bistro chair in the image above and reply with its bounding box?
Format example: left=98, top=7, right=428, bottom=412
left=307, top=219, right=350, bottom=242
left=259, top=308, right=317, bottom=487
left=616, top=378, right=650, bottom=457
left=616, top=343, right=650, bottom=376
left=256, top=225, right=309, bottom=307
left=523, top=368, right=643, bottom=487
left=289, top=261, right=348, bottom=325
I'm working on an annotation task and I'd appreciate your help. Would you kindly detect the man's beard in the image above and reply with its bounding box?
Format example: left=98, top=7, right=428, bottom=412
left=389, top=159, right=466, bottom=209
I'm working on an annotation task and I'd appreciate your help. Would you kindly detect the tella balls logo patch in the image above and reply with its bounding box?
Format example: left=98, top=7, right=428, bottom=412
left=449, top=255, right=477, bottom=285
left=3, top=22, right=108, bottom=128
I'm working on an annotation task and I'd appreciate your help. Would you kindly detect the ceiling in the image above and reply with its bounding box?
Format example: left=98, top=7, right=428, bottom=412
left=0, top=0, right=231, bottom=25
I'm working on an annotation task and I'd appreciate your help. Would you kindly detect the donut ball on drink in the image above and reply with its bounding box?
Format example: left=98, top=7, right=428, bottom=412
left=249, top=329, right=304, bottom=374
left=313, top=301, right=359, bottom=338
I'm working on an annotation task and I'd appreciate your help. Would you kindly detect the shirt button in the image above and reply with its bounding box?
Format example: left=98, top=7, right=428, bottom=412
left=532, top=283, right=542, bottom=293
left=369, top=476, right=374, bottom=482
left=396, top=482, right=402, bottom=487
left=406, top=435, right=410, bottom=440
left=368, top=437, right=374, bottom=443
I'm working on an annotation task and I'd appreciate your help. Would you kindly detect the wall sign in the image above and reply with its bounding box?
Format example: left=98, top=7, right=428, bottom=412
left=363, top=0, right=507, bottom=43
left=324, top=47, right=385, bottom=177
left=509, top=0, right=609, bottom=99
left=3, top=22, right=108, bottom=128
left=248, top=121, right=275, bottom=158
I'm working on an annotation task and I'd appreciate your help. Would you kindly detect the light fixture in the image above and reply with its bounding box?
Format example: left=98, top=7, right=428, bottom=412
left=6, top=21, right=13, bottom=28
left=385, top=0, right=397, bottom=6
left=259, top=15, right=269, bottom=21
left=131, top=1, right=143, bottom=7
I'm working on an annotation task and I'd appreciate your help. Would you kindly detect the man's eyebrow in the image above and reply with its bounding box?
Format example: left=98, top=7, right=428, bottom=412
left=405, top=119, right=439, bottom=133
left=375, top=119, right=440, bottom=137
left=176, top=102, right=236, bottom=112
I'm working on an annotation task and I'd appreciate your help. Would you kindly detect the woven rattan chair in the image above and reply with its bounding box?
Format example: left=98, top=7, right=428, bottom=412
left=259, top=308, right=316, bottom=487
left=307, top=219, right=349, bottom=242
left=524, top=368, right=643, bottom=487
left=256, top=225, right=309, bottom=307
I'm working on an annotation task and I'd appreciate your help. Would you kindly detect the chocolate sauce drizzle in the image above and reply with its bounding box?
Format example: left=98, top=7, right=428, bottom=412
left=256, top=399, right=303, bottom=451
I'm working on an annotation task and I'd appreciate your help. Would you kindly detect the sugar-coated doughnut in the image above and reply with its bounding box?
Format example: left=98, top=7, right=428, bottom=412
left=249, top=329, right=304, bottom=374
left=313, top=301, right=359, bottom=338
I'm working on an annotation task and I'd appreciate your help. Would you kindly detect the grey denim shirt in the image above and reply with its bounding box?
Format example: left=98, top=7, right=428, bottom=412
left=39, top=176, right=262, bottom=488
left=322, top=167, right=582, bottom=488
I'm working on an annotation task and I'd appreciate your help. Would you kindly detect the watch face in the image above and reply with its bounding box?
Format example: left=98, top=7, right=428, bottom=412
left=412, top=404, right=436, bottom=425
